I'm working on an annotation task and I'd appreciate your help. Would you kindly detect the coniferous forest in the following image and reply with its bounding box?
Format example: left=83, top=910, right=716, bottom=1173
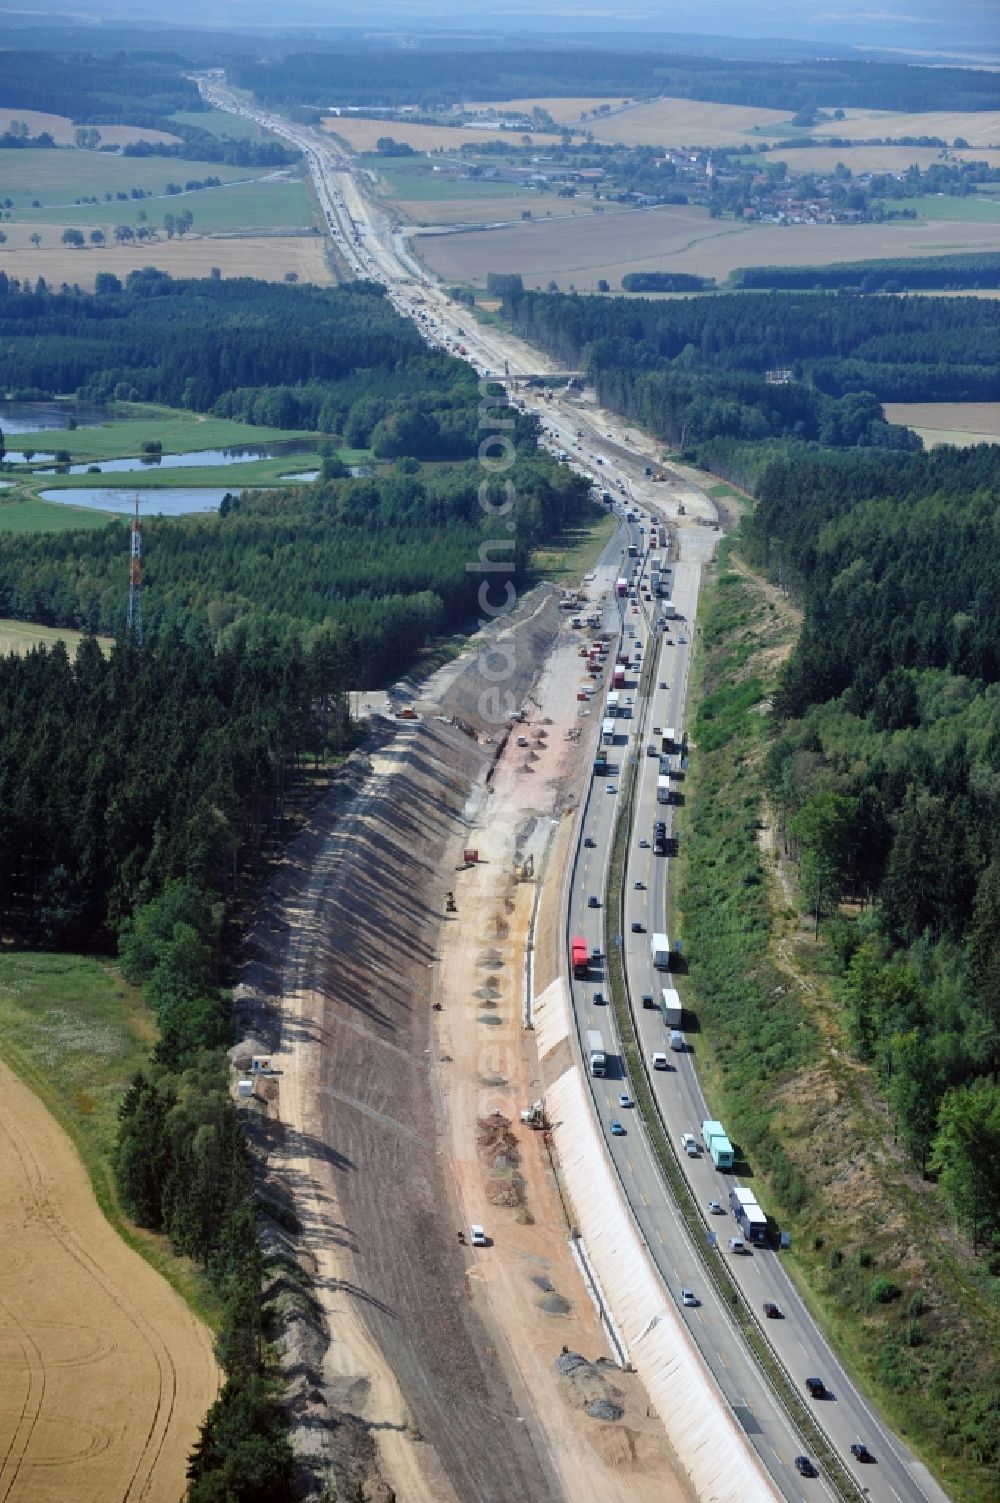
left=0, top=273, right=589, bottom=1501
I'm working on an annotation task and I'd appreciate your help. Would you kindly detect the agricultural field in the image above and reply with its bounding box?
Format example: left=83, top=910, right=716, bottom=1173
left=0, top=107, right=179, bottom=147
left=413, top=201, right=1000, bottom=289
left=586, top=97, right=795, bottom=147
left=0, top=494, right=111, bottom=531
left=15, top=407, right=320, bottom=460
left=0, top=146, right=257, bottom=205
left=897, top=194, right=1000, bottom=222
left=0, top=231, right=333, bottom=290
left=0, top=617, right=112, bottom=654
left=0, top=954, right=218, bottom=1502
left=323, top=115, right=561, bottom=153
left=359, top=151, right=609, bottom=225
left=461, top=95, right=631, bottom=124
left=753, top=145, right=1000, bottom=175
left=585, top=97, right=1000, bottom=151
left=883, top=401, right=1000, bottom=447
left=5, top=175, right=316, bottom=233
left=168, top=107, right=267, bottom=140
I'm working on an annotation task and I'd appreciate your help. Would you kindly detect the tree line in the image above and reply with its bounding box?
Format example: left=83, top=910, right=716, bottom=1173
left=736, top=443, right=1000, bottom=1262
left=232, top=48, right=1000, bottom=114
left=729, top=252, right=1000, bottom=293
left=496, top=281, right=999, bottom=434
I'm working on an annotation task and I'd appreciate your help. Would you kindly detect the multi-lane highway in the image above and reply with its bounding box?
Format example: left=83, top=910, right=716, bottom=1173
left=202, top=79, right=950, bottom=1503
left=570, top=526, right=948, bottom=1503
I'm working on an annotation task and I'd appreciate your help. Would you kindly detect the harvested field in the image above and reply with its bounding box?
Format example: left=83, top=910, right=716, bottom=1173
left=587, top=97, right=1000, bottom=150
left=758, top=145, right=1000, bottom=174
left=394, top=195, right=599, bottom=226
left=0, top=233, right=334, bottom=289
left=884, top=400, right=1000, bottom=447
left=461, top=96, right=631, bottom=124
left=324, top=117, right=561, bottom=153
left=587, top=97, right=793, bottom=147
left=0, top=618, right=112, bottom=656
left=0, top=1057, right=218, bottom=1502
left=413, top=203, right=1000, bottom=288
left=0, top=108, right=179, bottom=147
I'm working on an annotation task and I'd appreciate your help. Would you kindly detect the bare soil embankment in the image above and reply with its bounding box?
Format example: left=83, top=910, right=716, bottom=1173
left=233, top=591, right=570, bottom=1502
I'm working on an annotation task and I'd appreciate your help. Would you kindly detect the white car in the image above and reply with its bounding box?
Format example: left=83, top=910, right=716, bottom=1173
left=681, top=1131, right=698, bottom=1156
left=652, top=1051, right=669, bottom=1070
left=682, top=1288, right=698, bottom=1307
left=469, top=1224, right=487, bottom=1246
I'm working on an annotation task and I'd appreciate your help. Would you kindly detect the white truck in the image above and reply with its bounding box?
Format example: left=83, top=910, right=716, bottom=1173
left=601, top=717, right=616, bottom=745
left=657, top=775, right=670, bottom=804
left=660, top=987, right=682, bottom=1026
left=651, top=932, right=670, bottom=970
left=586, top=1029, right=607, bottom=1077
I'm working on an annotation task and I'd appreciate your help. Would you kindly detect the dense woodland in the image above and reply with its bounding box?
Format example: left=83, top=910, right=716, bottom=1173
left=729, top=252, right=1000, bottom=292
left=745, top=444, right=1000, bottom=1261
left=498, top=281, right=999, bottom=444
left=233, top=49, right=999, bottom=113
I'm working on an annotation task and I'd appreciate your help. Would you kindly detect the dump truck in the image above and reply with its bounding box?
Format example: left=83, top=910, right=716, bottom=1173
left=651, top=932, right=671, bottom=970
left=586, top=1029, right=607, bottom=1076
left=571, top=937, right=590, bottom=978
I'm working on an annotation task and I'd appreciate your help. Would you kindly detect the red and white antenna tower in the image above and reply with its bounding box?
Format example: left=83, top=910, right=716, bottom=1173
left=126, top=492, right=142, bottom=643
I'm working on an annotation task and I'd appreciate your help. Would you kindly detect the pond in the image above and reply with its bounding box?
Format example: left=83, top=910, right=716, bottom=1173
left=0, top=400, right=130, bottom=434
left=35, top=442, right=319, bottom=475
left=39, top=487, right=247, bottom=516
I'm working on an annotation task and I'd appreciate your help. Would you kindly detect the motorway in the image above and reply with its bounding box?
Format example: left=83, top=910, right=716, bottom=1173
left=203, top=79, right=951, bottom=1503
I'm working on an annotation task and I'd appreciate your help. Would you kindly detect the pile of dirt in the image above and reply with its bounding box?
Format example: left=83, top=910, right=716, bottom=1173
left=477, top=1112, right=526, bottom=1209
left=554, top=1351, right=625, bottom=1422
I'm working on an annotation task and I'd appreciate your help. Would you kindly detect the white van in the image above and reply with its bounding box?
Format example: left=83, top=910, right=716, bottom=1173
left=652, top=1051, right=669, bottom=1070
left=681, top=1131, right=698, bottom=1157
left=729, top=1236, right=747, bottom=1254
left=670, top=1029, right=685, bottom=1051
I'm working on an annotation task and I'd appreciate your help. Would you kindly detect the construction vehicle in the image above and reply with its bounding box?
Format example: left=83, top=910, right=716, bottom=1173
left=445, top=890, right=457, bottom=913
left=520, top=1099, right=546, bottom=1129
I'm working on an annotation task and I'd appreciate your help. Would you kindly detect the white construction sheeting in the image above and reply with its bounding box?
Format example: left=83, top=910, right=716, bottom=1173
left=545, top=1062, right=780, bottom=1503
left=533, top=976, right=572, bottom=1057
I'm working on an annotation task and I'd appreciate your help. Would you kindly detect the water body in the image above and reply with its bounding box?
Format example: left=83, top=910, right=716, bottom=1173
left=281, top=470, right=320, bottom=482
left=0, top=400, right=130, bottom=434
left=39, top=487, right=246, bottom=516
left=35, top=442, right=318, bottom=476
left=5, top=451, right=57, bottom=465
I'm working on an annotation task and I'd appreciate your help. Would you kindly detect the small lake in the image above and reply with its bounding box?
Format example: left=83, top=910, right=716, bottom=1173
left=0, top=400, right=130, bottom=434
left=35, top=443, right=318, bottom=476
left=39, top=487, right=247, bottom=516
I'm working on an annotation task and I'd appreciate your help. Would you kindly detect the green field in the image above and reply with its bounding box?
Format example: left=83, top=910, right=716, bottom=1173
left=0, top=495, right=112, bottom=531
left=0, top=617, right=112, bottom=654
left=360, top=153, right=544, bottom=203
left=16, top=178, right=315, bottom=233
left=17, top=407, right=319, bottom=459
left=0, top=147, right=262, bottom=205
left=906, top=194, right=1000, bottom=222
left=0, top=950, right=214, bottom=1316
left=169, top=108, right=267, bottom=141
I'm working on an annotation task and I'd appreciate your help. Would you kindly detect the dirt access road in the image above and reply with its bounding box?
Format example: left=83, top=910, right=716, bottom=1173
left=0, top=1059, right=218, bottom=1503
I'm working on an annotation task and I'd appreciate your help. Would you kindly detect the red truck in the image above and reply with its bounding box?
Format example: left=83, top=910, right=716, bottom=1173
left=612, top=666, right=626, bottom=689
left=571, top=937, right=590, bottom=978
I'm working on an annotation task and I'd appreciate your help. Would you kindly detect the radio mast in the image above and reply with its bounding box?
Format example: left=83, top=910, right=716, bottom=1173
left=126, top=493, right=142, bottom=643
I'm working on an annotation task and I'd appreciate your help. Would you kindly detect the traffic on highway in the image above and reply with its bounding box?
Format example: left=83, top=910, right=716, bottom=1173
left=202, top=79, right=949, bottom=1503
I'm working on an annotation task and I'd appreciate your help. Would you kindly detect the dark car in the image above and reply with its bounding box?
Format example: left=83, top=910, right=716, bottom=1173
left=850, top=1443, right=873, bottom=1463
left=631, top=921, right=644, bottom=933
left=794, top=1457, right=818, bottom=1478
left=805, top=1377, right=826, bottom=1399
left=584, top=835, right=596, bottom=848
left=763, top=1302, right=782, bottom=1319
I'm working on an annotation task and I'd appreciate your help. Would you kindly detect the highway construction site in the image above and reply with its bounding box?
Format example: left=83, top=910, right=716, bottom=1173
left=230, top=576, right=696, bottom=1503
